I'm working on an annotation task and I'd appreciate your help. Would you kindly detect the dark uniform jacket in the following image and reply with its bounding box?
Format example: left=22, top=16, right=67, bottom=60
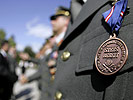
left=39, top=44, right=60, bottom=100
left=28, top=55, right=53, bottom=100
left=7, top=54, right=18, bottom=83
left=0, top=53, right=16, bottom=100
left=53, top=0, right=133, bottom=100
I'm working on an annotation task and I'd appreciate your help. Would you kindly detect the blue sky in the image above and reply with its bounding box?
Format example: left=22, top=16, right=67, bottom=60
left=0, top=0, right=70, bottom=52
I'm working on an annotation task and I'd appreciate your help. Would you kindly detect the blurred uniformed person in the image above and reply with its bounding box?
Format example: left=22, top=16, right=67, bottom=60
left=50, top=6, right=70, bottom=46
left=20, top=6, right=71, bottom=100
left=7, top=46, right=18, bottom=99
left=48, top=6, right=70, bottom=76
left=20, top=40, right=53, bottom=100
left=0, top=40, right=17, bottom=100
left=53, top=0, right=133, bottom=100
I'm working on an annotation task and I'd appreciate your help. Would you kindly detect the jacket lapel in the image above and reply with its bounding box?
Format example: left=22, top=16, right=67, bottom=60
left=63, top=0, right=109, bottom=42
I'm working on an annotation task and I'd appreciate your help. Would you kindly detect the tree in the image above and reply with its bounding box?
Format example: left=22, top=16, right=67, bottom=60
left=24, top=46, right=35, bottom=58
left=8, top=35, right=16, bottom=47
left=0, top=29, right=6, bottom=47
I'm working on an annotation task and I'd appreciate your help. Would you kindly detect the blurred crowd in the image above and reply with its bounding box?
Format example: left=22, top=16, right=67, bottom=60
left=0, top=6, right=70, bottom=100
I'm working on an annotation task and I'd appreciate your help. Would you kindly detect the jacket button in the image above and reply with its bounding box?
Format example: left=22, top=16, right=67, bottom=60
left=61, top=51, right=71, bottom=61
left=55, top=91, right=62, bottom=100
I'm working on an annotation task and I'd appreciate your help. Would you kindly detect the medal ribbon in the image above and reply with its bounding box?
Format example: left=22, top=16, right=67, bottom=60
left=102, top=0, right=128, bottom=32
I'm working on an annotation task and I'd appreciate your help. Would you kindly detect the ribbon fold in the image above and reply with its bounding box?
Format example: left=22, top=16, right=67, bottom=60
left=102, top=0, right=128, bottom=32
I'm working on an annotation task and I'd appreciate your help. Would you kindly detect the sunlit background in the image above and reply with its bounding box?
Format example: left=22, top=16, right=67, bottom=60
left=0, top=0, right=70, bottom=53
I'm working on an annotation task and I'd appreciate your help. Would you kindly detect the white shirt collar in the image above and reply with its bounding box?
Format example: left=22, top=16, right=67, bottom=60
left=83, top=0, right=87, bottom=3
left=55, top=32, right=65, bottom=44
left=45, top=48, right=52, bottom=56
left=0, top=49, right=7, bottom=57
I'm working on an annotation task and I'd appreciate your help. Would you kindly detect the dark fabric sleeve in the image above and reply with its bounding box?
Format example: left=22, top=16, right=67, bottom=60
left=27, top=71, right=41, bottom=82
left=28, top=58, right=40, bottom=64
left=0, top=55, right=18, bottom=83
left=0, top=55, right=10, bottom=76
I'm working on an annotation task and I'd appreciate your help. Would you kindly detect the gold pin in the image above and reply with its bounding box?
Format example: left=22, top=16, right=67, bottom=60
left=61, top=51, right=71, bottom=61
left=111, top=0, right=118, bottom=6
left=55, top=91, right=62, bottom=100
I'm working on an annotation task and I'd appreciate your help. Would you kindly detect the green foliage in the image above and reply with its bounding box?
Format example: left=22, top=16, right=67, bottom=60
left=16, top=51, right=21, bottom=62
left=0, top=29, right=16, bottom=48
left=24, top=46, right=35, bottom=58
left=0, top=29, right=6, bottom=40
left=8, top=35, right=16, bottom=47
left=0, top=29, right=6, bottom=47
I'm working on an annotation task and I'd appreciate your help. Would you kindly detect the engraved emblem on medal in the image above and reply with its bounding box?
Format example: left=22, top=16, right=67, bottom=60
left=95, top=0, right=129, bottom=75
left=95, top=33, right=128, bottom=75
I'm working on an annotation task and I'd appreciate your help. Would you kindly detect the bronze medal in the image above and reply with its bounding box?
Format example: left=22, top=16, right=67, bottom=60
left=95, top=33, right=128, bottom=75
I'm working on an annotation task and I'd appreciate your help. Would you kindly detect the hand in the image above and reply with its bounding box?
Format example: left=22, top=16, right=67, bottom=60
left=20, top=75, right=28, bottom=84
left=19, top=52, right=30, bottom=60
